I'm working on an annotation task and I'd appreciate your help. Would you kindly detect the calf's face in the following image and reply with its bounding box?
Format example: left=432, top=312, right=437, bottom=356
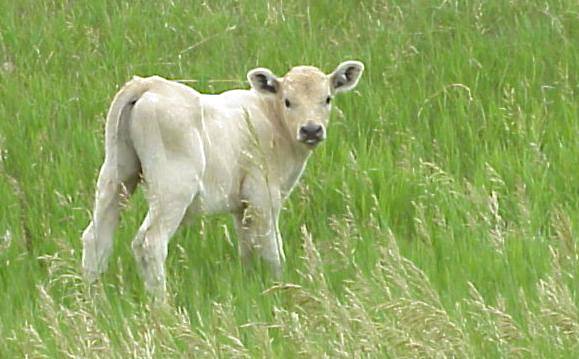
left=248, top=61, right=364, bottom=148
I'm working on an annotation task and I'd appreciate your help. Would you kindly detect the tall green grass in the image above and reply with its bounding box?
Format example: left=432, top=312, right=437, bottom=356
left=0, top=0, right=577, bottom=357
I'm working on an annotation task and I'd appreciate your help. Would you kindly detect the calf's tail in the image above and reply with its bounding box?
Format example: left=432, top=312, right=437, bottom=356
left=104, top=76, right=152, bottom=170
left=82, top=76, right=154, bottom=281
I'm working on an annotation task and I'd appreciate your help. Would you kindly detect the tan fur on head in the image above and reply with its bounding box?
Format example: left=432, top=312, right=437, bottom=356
left=282, top=66, right=328, bottom=93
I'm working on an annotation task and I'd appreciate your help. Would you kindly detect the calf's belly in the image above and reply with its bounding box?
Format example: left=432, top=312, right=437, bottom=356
left=186, top=179, right=241, bottom=216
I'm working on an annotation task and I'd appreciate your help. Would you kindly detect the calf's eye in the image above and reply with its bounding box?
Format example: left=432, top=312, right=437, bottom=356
left=326, top=96, right=332, bottom=105
left=284, top=99, right=291, bottom=108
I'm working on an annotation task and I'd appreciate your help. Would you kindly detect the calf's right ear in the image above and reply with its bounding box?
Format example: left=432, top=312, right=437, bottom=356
left=247, top=68, right=280, bottom=95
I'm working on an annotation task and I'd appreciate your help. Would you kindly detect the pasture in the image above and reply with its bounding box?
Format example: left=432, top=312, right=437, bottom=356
left=0, top=0, right=577, bottom=357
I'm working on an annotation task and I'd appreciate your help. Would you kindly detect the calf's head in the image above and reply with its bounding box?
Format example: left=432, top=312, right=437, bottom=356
left=248, top=61, right=364, bottom=148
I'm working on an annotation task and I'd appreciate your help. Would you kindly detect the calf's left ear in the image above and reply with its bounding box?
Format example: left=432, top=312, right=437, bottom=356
left=247, top=68, right=280, bottom=95
left=329, top=60, right=364, bottom=94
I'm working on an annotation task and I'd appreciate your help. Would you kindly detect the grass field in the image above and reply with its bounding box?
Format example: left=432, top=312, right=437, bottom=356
left=0, top=0, right=578, bottom=357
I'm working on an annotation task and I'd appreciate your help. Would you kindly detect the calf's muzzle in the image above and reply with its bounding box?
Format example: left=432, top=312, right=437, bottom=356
left=298, top=123, right=325, bottom=145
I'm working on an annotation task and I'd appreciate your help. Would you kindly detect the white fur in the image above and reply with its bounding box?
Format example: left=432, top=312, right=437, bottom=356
left=82, top=61, right=364, bottom=299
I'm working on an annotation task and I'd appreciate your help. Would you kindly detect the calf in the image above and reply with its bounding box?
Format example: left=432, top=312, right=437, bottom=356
left=82, top=61, right=364, bottom=298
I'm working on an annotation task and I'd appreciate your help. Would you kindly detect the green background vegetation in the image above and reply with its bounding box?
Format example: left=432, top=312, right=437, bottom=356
left=0, top=0, right=577, bottom=357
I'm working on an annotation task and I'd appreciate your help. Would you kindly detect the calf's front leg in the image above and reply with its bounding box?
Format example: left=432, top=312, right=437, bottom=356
left=234, top=186, right=285, bottom=278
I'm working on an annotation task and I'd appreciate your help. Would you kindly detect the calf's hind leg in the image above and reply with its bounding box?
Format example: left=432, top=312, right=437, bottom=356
left=130, top=137, right=203, bottom=299
left=131, top=177, right=198, bottom=299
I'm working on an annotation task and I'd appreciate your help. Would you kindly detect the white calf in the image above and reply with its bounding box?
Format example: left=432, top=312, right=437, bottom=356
left=82, top=61, right=364, bottom=298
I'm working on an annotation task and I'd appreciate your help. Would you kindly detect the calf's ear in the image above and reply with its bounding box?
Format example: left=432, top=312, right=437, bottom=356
left=247, top=68, right=280, bottom=95
left=329, top=60, right=364, bottom=94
